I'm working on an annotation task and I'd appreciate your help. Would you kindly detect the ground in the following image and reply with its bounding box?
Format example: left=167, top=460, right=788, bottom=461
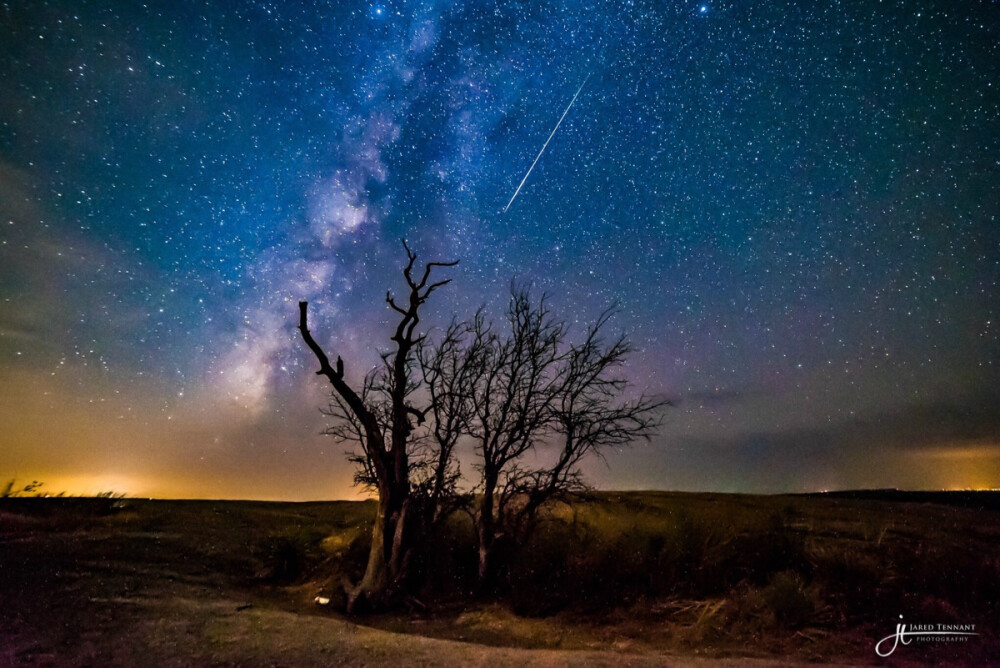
left=0, top=493, right=996, bottom=666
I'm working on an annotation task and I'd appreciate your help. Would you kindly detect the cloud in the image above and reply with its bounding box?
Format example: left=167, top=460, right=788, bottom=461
left=0, top=161, right=155, bottom=364
left=676, top=387, right=750, bottom=407
left=607, top=387, right=1000, bottom=493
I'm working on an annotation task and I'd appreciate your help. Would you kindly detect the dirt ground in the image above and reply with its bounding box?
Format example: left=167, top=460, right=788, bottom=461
left=0, top=495, right=995, bottom=666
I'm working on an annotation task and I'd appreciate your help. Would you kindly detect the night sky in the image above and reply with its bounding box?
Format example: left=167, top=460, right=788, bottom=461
left=2, top=1, right=998, bottom=500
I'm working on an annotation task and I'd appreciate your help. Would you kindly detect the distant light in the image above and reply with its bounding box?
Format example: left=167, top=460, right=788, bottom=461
left=699, top=5, right=709, bottom=13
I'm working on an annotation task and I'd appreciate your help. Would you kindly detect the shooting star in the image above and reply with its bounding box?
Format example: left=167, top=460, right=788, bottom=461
left=503, top=74, right=590, bottom=214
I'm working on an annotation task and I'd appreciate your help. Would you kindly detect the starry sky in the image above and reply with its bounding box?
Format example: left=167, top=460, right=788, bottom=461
left=1, top=0, right=998, bottom=500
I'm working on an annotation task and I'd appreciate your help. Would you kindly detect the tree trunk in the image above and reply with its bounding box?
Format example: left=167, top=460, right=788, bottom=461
left=475, top=472, right=498, bottom=594
left=297, top=246, right=458, bottom=613
left=347, top=479, right=410, bottom=612
left=348, top=498, right=389, bottom=612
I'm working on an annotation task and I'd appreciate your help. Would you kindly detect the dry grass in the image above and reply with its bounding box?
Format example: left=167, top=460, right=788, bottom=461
left=1, top=492, right=997, bottom=665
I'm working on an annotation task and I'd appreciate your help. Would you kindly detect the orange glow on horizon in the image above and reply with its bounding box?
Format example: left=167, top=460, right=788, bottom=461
left=906, top=441, right=1000, bottom=492
left=4, top=471, right=370, bottom=501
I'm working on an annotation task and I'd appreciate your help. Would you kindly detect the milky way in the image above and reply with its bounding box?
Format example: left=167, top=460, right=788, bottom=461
left=1, top=1, right=998, bottom=499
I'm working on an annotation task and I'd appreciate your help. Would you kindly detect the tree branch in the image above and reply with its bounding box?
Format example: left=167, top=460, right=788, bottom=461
left=298, top=301, right=373, bottom=434
left=405, top=404, right=428, bottom=425
left=386, top=292, right=408, bottom=315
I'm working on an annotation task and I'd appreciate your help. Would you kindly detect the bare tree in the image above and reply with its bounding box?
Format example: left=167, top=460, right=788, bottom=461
left=298, top=241, right=456, bottom=611
left=422, top=288, right=666, bottom=592
left=467, top=291, right=563, bottom=589
left=513, top=309, right=666, bottom=541
left=413, top=314, right=489, bottom=527
left=301, top=250, right=663, bottom=606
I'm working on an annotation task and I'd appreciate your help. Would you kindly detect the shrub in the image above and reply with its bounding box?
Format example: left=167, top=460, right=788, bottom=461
left=253, top=530, right=323, bottom=583
left=506, top=520, right=577, bottom=616
left=762, top=571, right=816, bottom=628
left=414, top=514, right=478, bottom=600
left=808, top=543, right=887, bottom=620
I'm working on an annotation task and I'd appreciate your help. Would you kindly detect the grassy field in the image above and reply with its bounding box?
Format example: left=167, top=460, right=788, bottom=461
left=1, top=492, right=997, bottom=666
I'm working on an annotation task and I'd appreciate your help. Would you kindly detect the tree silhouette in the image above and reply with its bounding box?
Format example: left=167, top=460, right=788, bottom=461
left=421, top=288, right=667, bottom=592
left=300, top=250, right=664, bottom=608
left=298, top=241, right=456, bottom=611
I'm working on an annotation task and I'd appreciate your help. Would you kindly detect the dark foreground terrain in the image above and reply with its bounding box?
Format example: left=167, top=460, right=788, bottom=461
left=1, top=491, right=997, bottom=666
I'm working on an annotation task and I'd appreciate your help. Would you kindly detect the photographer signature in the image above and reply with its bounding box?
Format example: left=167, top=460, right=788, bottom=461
left=876, top=616, right=978, bottom=657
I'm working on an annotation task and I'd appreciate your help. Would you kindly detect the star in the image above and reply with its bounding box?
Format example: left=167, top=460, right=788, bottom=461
left=0, top=0, right=995, bottom=498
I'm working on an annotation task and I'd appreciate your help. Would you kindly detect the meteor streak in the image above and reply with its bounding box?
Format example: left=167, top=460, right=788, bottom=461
left=503, top=74, right=590, bottom=213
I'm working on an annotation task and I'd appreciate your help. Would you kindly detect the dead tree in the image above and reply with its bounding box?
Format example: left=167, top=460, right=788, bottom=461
left=298, top=241, right=456, bottom=611
left=414, top=313, right=490, bottom=527
left=465, top=290, right=564, bottom=590
left=423, top=288, right=665, bottom=593
left=512, top=309, right=666, bottom=541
